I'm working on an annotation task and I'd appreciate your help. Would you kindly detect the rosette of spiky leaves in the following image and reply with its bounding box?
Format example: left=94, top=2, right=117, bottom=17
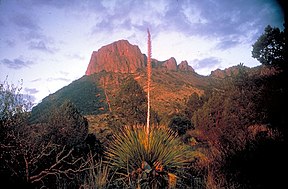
left=105, top=125, right=195, bottom=188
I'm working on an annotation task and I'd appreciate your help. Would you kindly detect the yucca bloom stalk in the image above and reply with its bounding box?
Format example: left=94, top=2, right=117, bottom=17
left=146, top=28, right=152, bottom=148
left=105, top=29, right=196, bottom=188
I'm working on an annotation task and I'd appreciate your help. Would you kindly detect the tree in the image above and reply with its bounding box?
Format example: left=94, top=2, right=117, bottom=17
left=113, top=77, right=148, bottom=126
left=46, top=100, right=88, bottom=146
left=184, top=92, right=204, bottom=119
left=252, top=25, right=286, bottom=69
left=0, top=80, right=97, bottom=188
left=0, top=78, right=31, bottom=121
left=168, top=115, right=193, bottom=135
left=189, top=69, right=284, bottom=188
left=0, top=79, right=33, bottom=187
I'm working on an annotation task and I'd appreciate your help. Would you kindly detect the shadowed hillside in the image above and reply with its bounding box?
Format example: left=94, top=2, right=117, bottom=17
left=30, top=73, right=108, bottom=123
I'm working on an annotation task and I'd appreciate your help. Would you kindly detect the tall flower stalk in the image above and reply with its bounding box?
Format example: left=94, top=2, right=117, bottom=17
left=146, top=28, right=152, bottom=147
left=105, top=29, right=196, bottom=188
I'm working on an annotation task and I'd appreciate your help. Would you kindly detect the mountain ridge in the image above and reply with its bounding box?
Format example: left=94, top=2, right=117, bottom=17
left=31, top=39, right=274, bottom=122
left=85, top=39, right=195, bottom=75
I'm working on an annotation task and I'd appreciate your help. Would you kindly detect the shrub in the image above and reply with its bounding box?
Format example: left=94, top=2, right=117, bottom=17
left=168, top=115, right=193, bottom=135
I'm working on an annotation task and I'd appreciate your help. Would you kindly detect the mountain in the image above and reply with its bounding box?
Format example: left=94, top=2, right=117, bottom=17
left=31, top=39, right=266, bottom=122
left=86, top=40, right=195, bottom=74
left=85, top=40, right=146, bottom=74
left=30, top=73, right=108, bottom=123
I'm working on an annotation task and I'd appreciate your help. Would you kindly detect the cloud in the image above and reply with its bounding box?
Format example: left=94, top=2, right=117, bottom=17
left=0, top=17, right=4, bottom=26
left=22, top=31, right=46, bottom=41
left=161, top=1, right=189, bottom=30
left=29, top=41, right=55, bottom=53
left=5, top=39, right=16, bottom=47
left=24, top=87, right=39, bottom=94
left=9, top=12, right=55, bottom=51
left=30, top=78, right=42, bottom=82
left=200, top=0, right=283, bottom=38
left=215, top=40, right=239, bottom=50
left=89, top=0, right=282, bottom=44
left=11, top=13, right=40, bottom=30
left=155, top=0, right=284, bottom=43
left=30, top=0, right=79, bottom=9
left=0, top=58, right=34, bottom=69
left=90, top=1, right=164, bottom=36
left=193, top=57, right=221, bottom=70
left=66, top=53, right=85, bottom=60
left=47, top=77, right=71, bottom=82
left=18, top=0, right=283, bottom=45
left=59, top=71, right=70, bottom=76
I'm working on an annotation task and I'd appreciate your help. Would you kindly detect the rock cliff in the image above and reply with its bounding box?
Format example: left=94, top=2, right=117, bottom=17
left=85, top=40, right=145, bottom=75
left=178, top=60, right=195, bottom=72
left=85, top=39, right=195, bottom=75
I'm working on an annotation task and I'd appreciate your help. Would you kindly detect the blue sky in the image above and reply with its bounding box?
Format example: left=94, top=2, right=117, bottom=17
left=0, top=0, right=285, bottom=105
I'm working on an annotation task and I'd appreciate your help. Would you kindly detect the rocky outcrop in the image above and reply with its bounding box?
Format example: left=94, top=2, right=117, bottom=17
left=211, top=65, right=279, bottom=78
left=210, top=66, right=247, bottom=78
left=162, top=57, right=178, bottom=71
left=210, top=68, right=226, bottom=78
left=85, top=40, right=195, bottom=75
left=85, top=40, right=145, bottom=75
left=178, top=61, right=194, bottom=72
left=153, top=58, right=194, bottom=72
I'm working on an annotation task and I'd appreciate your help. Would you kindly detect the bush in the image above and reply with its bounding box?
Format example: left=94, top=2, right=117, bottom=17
left=168, top=115, right=193, bottom=135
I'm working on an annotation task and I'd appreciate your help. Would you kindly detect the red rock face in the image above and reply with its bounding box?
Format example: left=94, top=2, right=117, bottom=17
left=85, top=40, right=145, bottom=75
left=162, top=57, right=177, bottom=71
left=210, top=66, right=242, bottom=78
left=85, top=39, right=196, bottom=75
left=178, top=60, right=194, bottom=72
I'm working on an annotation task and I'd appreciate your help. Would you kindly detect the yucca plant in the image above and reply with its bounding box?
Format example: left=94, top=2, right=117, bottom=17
left=82, top=154, right=111, bottom=189
left=105, top=125, right=195, bottom=188
left=105, top=29, right=195, bottom=188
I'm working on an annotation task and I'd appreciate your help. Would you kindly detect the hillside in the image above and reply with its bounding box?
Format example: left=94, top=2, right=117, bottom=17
left=31, top=39, right=273, bottom=122
left=31, top=40, right=212, bottom=120
left=10, top=37, right=287, bottom=189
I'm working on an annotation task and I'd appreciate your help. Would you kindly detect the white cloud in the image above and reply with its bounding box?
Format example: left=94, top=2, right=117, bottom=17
left=0, top=57, right=34, bottom=69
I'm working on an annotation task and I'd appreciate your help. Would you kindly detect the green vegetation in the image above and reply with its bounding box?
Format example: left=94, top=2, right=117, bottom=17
left=252, top=25, right=286, bottom=70
left=187, top=65, right=281, bottom=188
left=30, top=74, right=107, bottom=123
left=113, top=77, right=148, bottom=125
left=111, top=76, right=160, bottom=127
left=30, top=69, right=208, bottom=124
left=45, top=100, right=89, bottom=146
left=1, top=80, right=103, bottom=188
left=168, top=115, right=193, bottom=135
left=105, top=125, right=195, bottom=188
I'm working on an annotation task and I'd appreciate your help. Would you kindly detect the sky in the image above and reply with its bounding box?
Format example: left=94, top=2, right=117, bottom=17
left=0, top=0, right=285, bottom=105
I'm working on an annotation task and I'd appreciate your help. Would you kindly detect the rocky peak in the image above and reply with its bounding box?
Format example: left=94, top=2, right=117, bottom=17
left=85, top=40, right=196, bottom=75
left=162, top=57, right=177, bottom=71
left=210, top=66, right=246, bottom=78
left=178, top=61, right=194, bottom=72
left=85, top=40, right=145, bottom=75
